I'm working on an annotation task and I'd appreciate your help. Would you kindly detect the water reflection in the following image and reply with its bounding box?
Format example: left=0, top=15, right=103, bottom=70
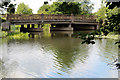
left=0, top=31, right=118, bottom=78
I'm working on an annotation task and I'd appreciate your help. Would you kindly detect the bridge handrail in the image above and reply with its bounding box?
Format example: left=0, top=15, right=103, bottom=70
left=7, top=14, right=97, bottom=21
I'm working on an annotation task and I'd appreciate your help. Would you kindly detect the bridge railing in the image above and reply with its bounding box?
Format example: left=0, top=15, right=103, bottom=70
left=7, top=14, right=97, bottom=21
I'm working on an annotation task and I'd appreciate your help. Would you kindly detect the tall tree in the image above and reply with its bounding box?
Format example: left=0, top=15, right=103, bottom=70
left=37, top=1, right=94, bottom=15
left=96, top=0, right=120, bottom=35
left=80, top=0, right=94, bottom=15
left=0, top=0, right=16, bottom=14
left=16, top=3, right=33, bottom=14
left=56, top=2, right=82, bottom=14
left=37, top=4, right=50, bottom=14
left=37, top=2, right=62, bottom=14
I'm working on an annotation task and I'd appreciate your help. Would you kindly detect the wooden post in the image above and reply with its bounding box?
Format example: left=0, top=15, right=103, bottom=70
left=68, top=24, right=71, bottom=28
left=8, top=25, right=11, bottom=30
left=20, top=25, right=24, bottom=32
left=41, top=13, right=44, bottom=20
left=28, top=34, right=30, bottom=37
left=21, top=25, right=24, bottom=28
left=31, top=34, right=34, bottom=38
left=71, top=14, right=74, bottom=22
left=32, top=24, right=34, bottom=28
left=83, top=15, right=85, bottom=21
left=27, top=24, right=30, bottom=29
left=68, top=34, right=72, bottom=38
left=97, top=22, right=100, bottom=30
left=6, top=14, right=9, bottom=20
left=38, top=24, right=41, bottom=28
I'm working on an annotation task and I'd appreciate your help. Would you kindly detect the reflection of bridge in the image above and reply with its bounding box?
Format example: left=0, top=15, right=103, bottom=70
left=3, top=14, right=100, bottom=31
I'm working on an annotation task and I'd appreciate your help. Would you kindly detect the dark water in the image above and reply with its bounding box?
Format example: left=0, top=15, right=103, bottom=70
left=0, top=31, right=118, bottom=78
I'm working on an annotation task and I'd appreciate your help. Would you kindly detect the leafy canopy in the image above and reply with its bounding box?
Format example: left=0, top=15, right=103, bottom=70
left=16, top=3, right=33, bottom=14
left=37, top=1, right=94, bottom=15
left=96, top=0, right=120, bottom=35
left=0, top=0, right=16, bottom=14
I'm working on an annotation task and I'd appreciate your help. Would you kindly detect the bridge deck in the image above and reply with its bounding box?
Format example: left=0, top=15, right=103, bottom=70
left=7, top=14, right=97, bottom=25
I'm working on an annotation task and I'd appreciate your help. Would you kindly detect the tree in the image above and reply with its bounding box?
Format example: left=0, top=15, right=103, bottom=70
left=7, top=3, right=15, bottom=14
left=37, top=2, right=62, bottom=14
left=96, top=1, right=120, bottom=35
left=56, top=2, right=82, bottom=14
left=0, top=0, right=16, bottom=14
left=104, top=7, right=120, bottom=32
left=16, top=3, right=33, bottom=14
left=37, top=1, right=94, bottom=15
left=96, top=6, right=107, bottom=22
left=80, top=0, right=94, bottom=15
left=80, top=0, right=120, bottom=47
left=37, top=4, right=51, bottom=14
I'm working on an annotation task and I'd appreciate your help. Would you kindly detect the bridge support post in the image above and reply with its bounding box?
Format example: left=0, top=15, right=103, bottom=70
left=1, top=21, right=11, bottom=31
left=32, top=24, right=34, bottom=28
left=20, top=25, right=24, bottom=32
left=97, top=22, right=100, bottom=30
left=21, top=25, right=24, bottom=28
left=68, top=34, right=72, bottom=38
left=28, top=34, right=35, bottom=38
left=8, top=25, right=11, bottom=31
left=27, top=24, right=30, bottom=29
left=68, top=24, right=71, bottom=28
left=38, top=24, right=42, bottom=28
left=31, top=34, right=34, bottom=38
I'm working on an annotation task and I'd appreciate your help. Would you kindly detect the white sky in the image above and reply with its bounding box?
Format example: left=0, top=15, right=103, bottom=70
left=11, top=0, right=101, bottom=14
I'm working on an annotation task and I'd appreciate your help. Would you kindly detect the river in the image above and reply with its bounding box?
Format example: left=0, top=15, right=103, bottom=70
left=0, top=31, right=118, bottom=78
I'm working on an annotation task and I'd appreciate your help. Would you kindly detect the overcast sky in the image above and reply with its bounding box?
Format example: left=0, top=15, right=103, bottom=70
left=11, top=0, right=101, bottom=14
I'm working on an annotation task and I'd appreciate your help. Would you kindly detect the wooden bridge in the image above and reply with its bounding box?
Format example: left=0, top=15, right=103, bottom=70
left=3, top=14, right=99, bottom=31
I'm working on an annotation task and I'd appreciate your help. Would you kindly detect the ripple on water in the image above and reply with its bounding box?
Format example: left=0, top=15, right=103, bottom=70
left=0, top=33, right=118, bottom=78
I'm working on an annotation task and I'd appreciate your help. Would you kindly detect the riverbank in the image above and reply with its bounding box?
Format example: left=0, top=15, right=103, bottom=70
left=95, top=32, right=119, bottom=40
left=0, top=30, right=29, bottom=40
left=0, top=31, right=8, bottom=38
left=0, top=30, right=119, bottom=40
left=95, top=35, right=119, bottom=40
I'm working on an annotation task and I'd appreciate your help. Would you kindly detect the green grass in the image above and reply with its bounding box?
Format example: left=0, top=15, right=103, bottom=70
left=0, top=30, right=8, bottom=38
left=7, top=32, right=29, bottom=40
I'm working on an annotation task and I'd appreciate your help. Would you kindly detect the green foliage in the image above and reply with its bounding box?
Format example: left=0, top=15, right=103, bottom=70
left=43, top=31, right=51, bottom=38
left=7, top=32, right=29, bottom=40
left=56, top=2, right=82, bottom=14
left=0, top=0, right=16, bottom=14
left=16, top=3, right=33, bottom=14
left=77, top=1, right=120, bottom=45
left=37, top=2, right=63, bottom=14
left=0, top=17, right=6, bottom=22
left=37, top=4, right=50, bottom=14
left=0, top=30, right=8, bottom=38
left=96, top=1, right=120, bottom=35
left=48, top=2, right=62, bottom=14
left=7, top=4, right=15, bottom=14
left=107, top=7, right=120, bottom=18
left=37, top=1, right=94, bottom=15
left=42, top=24, right=51, bottom=32
left=99, top=7, right=120, bottom=34
left=80, top=0, right=94, bottom=15
left=42, top=24, right=51, bottom=38
left=96, top=6, right=107, bottom=22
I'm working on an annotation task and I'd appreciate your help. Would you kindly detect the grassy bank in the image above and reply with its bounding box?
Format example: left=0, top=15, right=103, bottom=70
left=0, top=30, right=29, bottom=39
left=0, top=31, right=8, bottom=38
left=95, top=32, right=119, bottom=40
left=0, top=24, right=51, bottom=39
